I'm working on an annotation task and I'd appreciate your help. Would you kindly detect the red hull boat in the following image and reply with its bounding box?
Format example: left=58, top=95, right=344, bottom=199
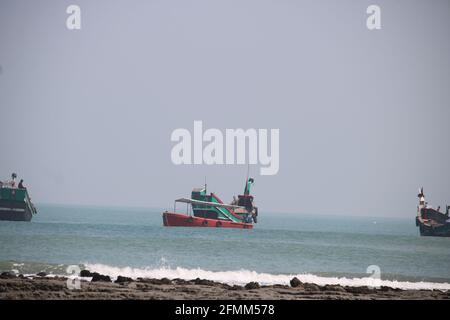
left=162, top=211, right=253, bottom=229
left=162, top=177, right=258, bottom=229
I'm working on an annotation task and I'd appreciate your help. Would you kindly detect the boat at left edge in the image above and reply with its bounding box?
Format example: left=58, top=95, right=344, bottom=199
left=0, top=173, right=37, bottom=222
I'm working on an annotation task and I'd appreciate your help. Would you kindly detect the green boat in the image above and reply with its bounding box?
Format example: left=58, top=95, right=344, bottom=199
left=163, top=177, right=258, bottom=229
left=0, top=186, right=37, bottom=222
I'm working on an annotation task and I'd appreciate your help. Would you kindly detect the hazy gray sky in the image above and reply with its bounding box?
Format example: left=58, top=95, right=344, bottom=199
left=1, top=0, right=449, bottom=216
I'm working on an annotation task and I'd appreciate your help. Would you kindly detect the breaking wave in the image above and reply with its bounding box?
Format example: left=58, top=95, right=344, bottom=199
left=84, top=263, right=450, bottom=291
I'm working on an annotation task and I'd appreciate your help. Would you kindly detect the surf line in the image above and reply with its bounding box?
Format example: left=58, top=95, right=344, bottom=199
left=170, top=120, right=280, bottom=176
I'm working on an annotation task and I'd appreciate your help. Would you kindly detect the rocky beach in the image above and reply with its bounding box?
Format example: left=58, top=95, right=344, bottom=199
left=0, top=271, right=449, bottom=300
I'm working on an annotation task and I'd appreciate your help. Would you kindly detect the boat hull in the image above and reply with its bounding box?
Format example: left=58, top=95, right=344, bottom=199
left=416, top=217, right=450, bottom=237
left=162, top=211, right=253, bottom=229
left=0, top=199, right=33, bottom=222
left=0, top=208, right=33, bottom=221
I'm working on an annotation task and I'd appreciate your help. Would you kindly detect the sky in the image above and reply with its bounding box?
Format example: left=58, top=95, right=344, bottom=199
left=0, top=0, right=449, bottom=217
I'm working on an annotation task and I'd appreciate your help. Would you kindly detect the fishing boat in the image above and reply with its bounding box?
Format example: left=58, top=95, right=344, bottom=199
left=415, top=188, right=450, bottom=237
left=162, top=178, right=258, bottom=229
left=0, top=174, right=37, bottom=222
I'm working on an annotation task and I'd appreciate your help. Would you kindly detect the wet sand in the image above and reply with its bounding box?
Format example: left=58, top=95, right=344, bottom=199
left=0, top=272, right=449, bottom=300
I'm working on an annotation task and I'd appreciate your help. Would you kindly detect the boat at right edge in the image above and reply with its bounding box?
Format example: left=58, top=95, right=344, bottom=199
left=416, top=187, right=450, bottom=237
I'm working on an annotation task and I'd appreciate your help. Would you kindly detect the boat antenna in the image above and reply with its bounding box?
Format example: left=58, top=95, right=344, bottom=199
left=204, top=175, right=207, bottom=194
left=246, top=163, right=250, bottom=182
left=244, top=163, right=250, bottom=194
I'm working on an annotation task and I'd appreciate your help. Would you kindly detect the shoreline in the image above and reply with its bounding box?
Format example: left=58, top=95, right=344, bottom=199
left=1, top=271, right=449, bottom=300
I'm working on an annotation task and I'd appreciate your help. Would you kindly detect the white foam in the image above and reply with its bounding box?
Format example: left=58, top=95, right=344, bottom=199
left=84, top=263, right=450, bottom=291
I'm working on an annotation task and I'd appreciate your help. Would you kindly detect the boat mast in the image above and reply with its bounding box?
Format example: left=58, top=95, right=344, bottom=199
left=417, top=187, right=426, bottom=217
left=418, top=187, right=425, bottom=206
left=244, top=163, right=250, bottom=194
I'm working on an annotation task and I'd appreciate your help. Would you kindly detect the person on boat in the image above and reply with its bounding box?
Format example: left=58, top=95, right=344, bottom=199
left=18, top=179, right=26, bottom=190
left=4, top=173, right=17, bottom=188
left=252, top=207, right=258, bottom=223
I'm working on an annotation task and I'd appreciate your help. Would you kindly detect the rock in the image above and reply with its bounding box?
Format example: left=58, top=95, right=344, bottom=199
left=229, top=285, right=244, bottom=291
left=115, top=276, right=133, bottom=283
left=321, top=284, right=346, bottom=292
left=160, top=277, right=172, bottom=285
left=194, top=278, right=215, bottom=286
left=91, top=272, right=111, bottom=282
left=345, top=286, right=372, bottom=294
left=272, top=284, right=290, bottom=289
left=36, top=272, right=47, bottom=277
left=172, top=278, right=189, bottom=285
left=380, top=286, right=398, bottom=292
left=290, top=277, right=302, bottom=288
left=0, top=271, right=17, bottom=279
left=138, top=278, right=172, bottom=285
left=80, top=270, right=93, bottom=277
left=303, top=283, right=320, bottom=292
left=244, top=282, right=260, bottom=290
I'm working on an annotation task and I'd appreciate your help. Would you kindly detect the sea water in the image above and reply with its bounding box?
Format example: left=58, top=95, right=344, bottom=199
left=0, top=204, right=449, bottom=290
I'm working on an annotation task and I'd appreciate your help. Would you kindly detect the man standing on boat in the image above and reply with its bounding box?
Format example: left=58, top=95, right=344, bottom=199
left=18, top=179, right=26, bottom=190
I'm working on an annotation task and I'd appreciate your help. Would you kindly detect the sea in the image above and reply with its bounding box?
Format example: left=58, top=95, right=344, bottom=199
left=1, top=204, right=449, bottom=290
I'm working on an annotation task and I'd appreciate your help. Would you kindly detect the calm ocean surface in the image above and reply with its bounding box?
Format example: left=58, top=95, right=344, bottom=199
left=1, top=204, right=449, bottom=290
